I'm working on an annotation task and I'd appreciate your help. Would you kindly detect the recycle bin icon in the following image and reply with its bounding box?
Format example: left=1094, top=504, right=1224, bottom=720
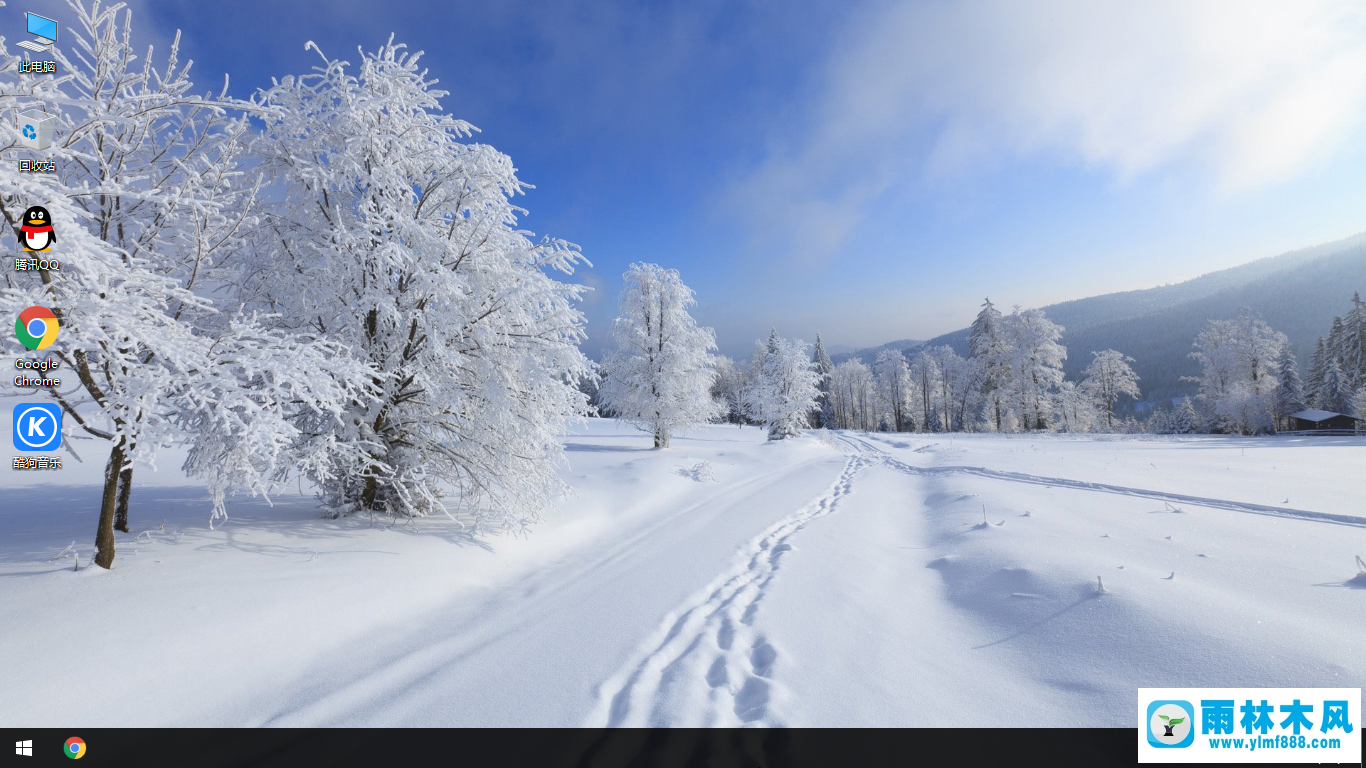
left=18, top=110, right=54, bottom=151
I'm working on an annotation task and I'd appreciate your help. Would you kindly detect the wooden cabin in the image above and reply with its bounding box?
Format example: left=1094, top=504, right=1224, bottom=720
left=1288, top=409, right=1363, bottom=432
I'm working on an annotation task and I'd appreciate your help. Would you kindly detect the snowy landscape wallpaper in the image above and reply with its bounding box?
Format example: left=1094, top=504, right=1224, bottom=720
left=2, top=0, right=1365, bottom=738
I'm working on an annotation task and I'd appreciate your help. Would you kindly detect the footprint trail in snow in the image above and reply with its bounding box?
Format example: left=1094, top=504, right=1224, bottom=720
left=587, top=454, right=870, bottom=727
left=588, top=431, right=1356, bottom=729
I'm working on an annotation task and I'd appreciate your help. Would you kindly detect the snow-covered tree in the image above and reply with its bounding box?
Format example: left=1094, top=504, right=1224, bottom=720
left=929, top=345, right=973, bottom=432
left=1343, top=292, right=1366, bottom=390
left=829, top=359, right=876, bottom=431
left=953, top=357, right=984, bottom=433
left=1, top=2, right=365, bottom=568
left=711, top=355, right=749, bottom=426
left=1326, top=316, right=1347, bottom=386
left=1303, top=294, right=1366, bottom=412
left=1002, top=307, right=1067, bottom=431
left=1056, top=381, right=1099, bottom=433
left=874, top=349, right=912, bottom=432
left=598, top=263, right=721, bottom=447
left=811, top=334, right=836, bottom=428
left=910, top=350, right=940, bottom=432
left=744, top=331, right=821, bottom=439
left=968, top=298, right=1009, bottom=431
left=1272, top=347, right=1306, bottom=431
left=576, top=369, right=604, bottom=415
left=1189, top=311, right=1286, bottom=434
left=1353, top=387, right=1366, bottom=425
left=999, top=409, right=1021, bottom=433
left=1171, top=397, right=1200, bottom=434
left=1293, top=292, right=1366, bottom=422
left=1081, top=349, right=1141, bottom=431
left=1147, top=407, right=1172, bottom=434
left=1318, top=360, right=1353, bottom=415
left=242, top=40, right=593, bottom=523
left=1306, top=337, right=1330, bottom=409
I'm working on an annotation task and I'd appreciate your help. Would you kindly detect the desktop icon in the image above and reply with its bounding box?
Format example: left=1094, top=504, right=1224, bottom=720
left=18, top=205, right=57, bottom=250
left=17, top=110, right=54, bottom=151
left=15, top=306, right=59, bottom=350
left=18, top=12, right=57, bottom=53
left=13, top=403, right=62, bottom=452
left=17, top=110, right=54, bottom=150
left=16, top=740, right=33, bottom=757
left=63, top=737, right=85, bottom=760
left=1144, top=699, right=1195, bottom=749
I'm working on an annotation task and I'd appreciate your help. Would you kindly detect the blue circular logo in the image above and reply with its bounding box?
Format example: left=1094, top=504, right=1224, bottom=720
left=1146, top=700, right=1196, bottom=748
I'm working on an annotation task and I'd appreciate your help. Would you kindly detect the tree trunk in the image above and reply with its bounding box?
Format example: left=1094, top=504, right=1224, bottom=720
left=654, top=430, right=668, bottom=449
left=361, top=411, right=388, bottom=511
left=361, top=473, right=379, bottom=510
left=94, top=440, right=127, bottom=569
left=114, top=460, right=134, bottom=532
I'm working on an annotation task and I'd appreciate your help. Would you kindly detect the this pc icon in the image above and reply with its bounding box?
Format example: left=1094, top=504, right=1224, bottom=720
left=17, top=12, right=57, bottom=53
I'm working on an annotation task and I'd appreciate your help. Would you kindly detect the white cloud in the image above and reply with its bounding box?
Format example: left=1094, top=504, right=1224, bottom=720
left=577, top=272, right=607, bottom=306
left=729, top=0, right=1366, bottom=260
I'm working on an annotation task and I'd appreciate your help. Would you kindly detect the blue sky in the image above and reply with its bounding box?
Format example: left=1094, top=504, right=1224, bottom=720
left=28, top=0, right=1366, bottom=357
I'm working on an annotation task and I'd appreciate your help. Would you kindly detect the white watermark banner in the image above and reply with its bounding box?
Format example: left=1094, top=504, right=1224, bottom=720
left=1138, top=688, right=1360, bottom=763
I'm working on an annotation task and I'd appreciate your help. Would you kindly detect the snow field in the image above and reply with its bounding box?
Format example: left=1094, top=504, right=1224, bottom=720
left=1, top=419, right=1361, bottom=727
left=755, top=433, right=1363, bottom=725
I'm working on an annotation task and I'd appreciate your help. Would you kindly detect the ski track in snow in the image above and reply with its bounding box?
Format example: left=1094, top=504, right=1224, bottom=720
left=839, top=434, right=1363, bottom=529
left=588, top=430, right=1359, bottom=728
left=587, top=453, right=871, bottom=727
left=253, top=453, right=839, bottom=728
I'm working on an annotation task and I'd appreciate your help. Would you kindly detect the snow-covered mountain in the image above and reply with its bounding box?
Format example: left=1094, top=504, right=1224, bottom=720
left=830, top=337, right=924, bottom=365
left=822, top=342, right=861, bottom=356
left=842, top=231, right=1366, bottom=409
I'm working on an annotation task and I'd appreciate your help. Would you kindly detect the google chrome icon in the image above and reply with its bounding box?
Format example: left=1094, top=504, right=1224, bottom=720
left=16, top=306, right=59, bottom=351
left=64, top=736, right=86, bottom=759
